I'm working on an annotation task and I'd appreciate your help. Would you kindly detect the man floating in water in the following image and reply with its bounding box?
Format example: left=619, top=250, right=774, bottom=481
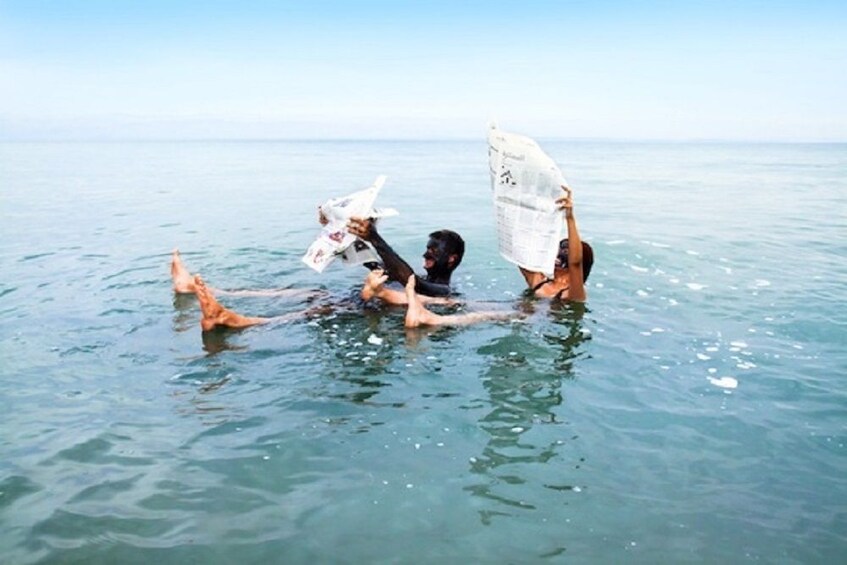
left=347, top=216, right=464, bottom=302
left=170, top=216, right=467, bottom=330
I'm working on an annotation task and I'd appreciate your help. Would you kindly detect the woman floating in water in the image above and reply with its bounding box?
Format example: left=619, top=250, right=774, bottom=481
left=519, top=186, right=593, bottom=302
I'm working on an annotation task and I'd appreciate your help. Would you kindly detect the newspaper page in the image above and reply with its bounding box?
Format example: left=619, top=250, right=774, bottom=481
left=302, top=176, right=398, bottom=273
left=487, top=125, right=568, bottom=277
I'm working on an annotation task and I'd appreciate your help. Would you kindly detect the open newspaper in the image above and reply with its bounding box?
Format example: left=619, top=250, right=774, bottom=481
left=302, top=176, right=398, bottom=273
left=487, top=125, right=568, bottom=277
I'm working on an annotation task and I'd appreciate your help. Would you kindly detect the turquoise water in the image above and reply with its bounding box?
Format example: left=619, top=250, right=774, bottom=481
left=1, top=140, right=845, bottom=563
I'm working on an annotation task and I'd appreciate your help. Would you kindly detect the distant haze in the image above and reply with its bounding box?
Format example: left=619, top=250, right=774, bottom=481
left=2, top=0, right=845, bottom=141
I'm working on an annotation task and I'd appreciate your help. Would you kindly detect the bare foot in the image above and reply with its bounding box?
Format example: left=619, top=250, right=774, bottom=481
left=361, top=269, right=388, bottom=301
left=194, top=274, right=269, bottom=331
left=404, top=275, right=518, bottom=328
left=404, top=275, right=439, bottom=328
left=171, top=249, right=197, bottom=294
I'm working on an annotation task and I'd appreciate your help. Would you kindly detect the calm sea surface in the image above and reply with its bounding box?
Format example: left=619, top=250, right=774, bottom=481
left=1, top=140, right=845, bottom=563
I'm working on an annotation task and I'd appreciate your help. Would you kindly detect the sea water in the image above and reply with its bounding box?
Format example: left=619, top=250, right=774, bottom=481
left=1, top=140, right=845, bottom=563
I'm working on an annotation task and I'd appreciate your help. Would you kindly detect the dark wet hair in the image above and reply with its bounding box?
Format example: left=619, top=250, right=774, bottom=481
left=430, top=229, right=465, bottom=270
left=556, top=240, right=594, bottom=282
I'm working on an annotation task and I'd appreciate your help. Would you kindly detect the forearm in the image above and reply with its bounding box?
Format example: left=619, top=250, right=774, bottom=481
left=368, top=229, right=415, bottom=284
left=566, top=215, right=583, bottom=267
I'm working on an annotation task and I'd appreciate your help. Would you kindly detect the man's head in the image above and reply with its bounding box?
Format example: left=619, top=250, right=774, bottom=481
left=423, top=230, right=465, bottom=278
left=555, top=240, right=594, bottom=282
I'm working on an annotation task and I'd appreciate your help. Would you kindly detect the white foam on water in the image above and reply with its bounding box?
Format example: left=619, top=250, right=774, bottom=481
left=754, top=279, right=771, bottom=287
left=367, top=334, right=383, bottom=346
left=697, top=353, right=710, bottom=360
left=631, top=265, right=649, bottom=273
left=708, top=376, right=738, bottom=389
left=637, top=289, right=649, bottom=297
left=686, top=250, right=700, bottom=256
left=730, top=341, right=748, bottom=348
left=686, top=283, right=707, bottom=291
left=607, top=240, right=626, bottom=245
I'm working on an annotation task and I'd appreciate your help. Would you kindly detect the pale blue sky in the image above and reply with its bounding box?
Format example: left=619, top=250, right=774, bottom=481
left=1, top=0, right=845, bottom=140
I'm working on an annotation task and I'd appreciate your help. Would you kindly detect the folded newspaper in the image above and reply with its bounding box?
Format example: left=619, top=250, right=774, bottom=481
left=488, top=124, right=569, bottom=277
left=302, top=175, right=398, bottom=273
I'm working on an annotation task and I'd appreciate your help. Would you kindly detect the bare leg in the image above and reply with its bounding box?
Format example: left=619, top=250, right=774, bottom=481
left=172, top=249, right=324, bottom=299
left=194, top=275, right=271, bottom=331
left=171, top=249, right=197, bottom=294
left=404, top=276, right=520, bottom=328
left=223, top=287, right=328, bottom=299
left=404, top=275, right=442, bottom=327
left=363, top=269, right=455, bottom=306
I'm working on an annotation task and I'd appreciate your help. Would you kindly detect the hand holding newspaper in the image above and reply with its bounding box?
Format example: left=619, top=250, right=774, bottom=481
left=302, top=176, right=398, bottom=273
left=487, top=124, right=569, bottom=277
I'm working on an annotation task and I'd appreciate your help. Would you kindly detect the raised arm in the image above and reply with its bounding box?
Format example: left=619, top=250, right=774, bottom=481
left=556, top=187, right=586, bottom=302
left=347, top=217, right=415, bottom=283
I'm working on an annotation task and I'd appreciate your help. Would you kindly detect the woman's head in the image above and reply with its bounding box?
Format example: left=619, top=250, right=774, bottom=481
left=555, top=240, right=594, bottom=282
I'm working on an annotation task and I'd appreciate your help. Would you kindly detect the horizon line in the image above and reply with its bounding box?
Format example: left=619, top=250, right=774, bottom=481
left=2, top=136, right=845, bottom=144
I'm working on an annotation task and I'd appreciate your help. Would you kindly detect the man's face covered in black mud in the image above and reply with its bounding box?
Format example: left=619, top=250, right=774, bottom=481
left=423, top=236, right=453, bottom=277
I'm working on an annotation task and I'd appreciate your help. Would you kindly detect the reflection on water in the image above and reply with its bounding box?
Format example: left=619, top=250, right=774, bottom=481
left=310, top=306, right=402, bottom=407
left=171, top=293, right=197, bottom=332
left=467, top=305, right=588, bottom=523
left=200, top=329, right=248, bottom=355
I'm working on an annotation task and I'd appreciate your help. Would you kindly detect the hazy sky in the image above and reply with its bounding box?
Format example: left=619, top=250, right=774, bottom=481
left=1, top=0, right=845, bottom=140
